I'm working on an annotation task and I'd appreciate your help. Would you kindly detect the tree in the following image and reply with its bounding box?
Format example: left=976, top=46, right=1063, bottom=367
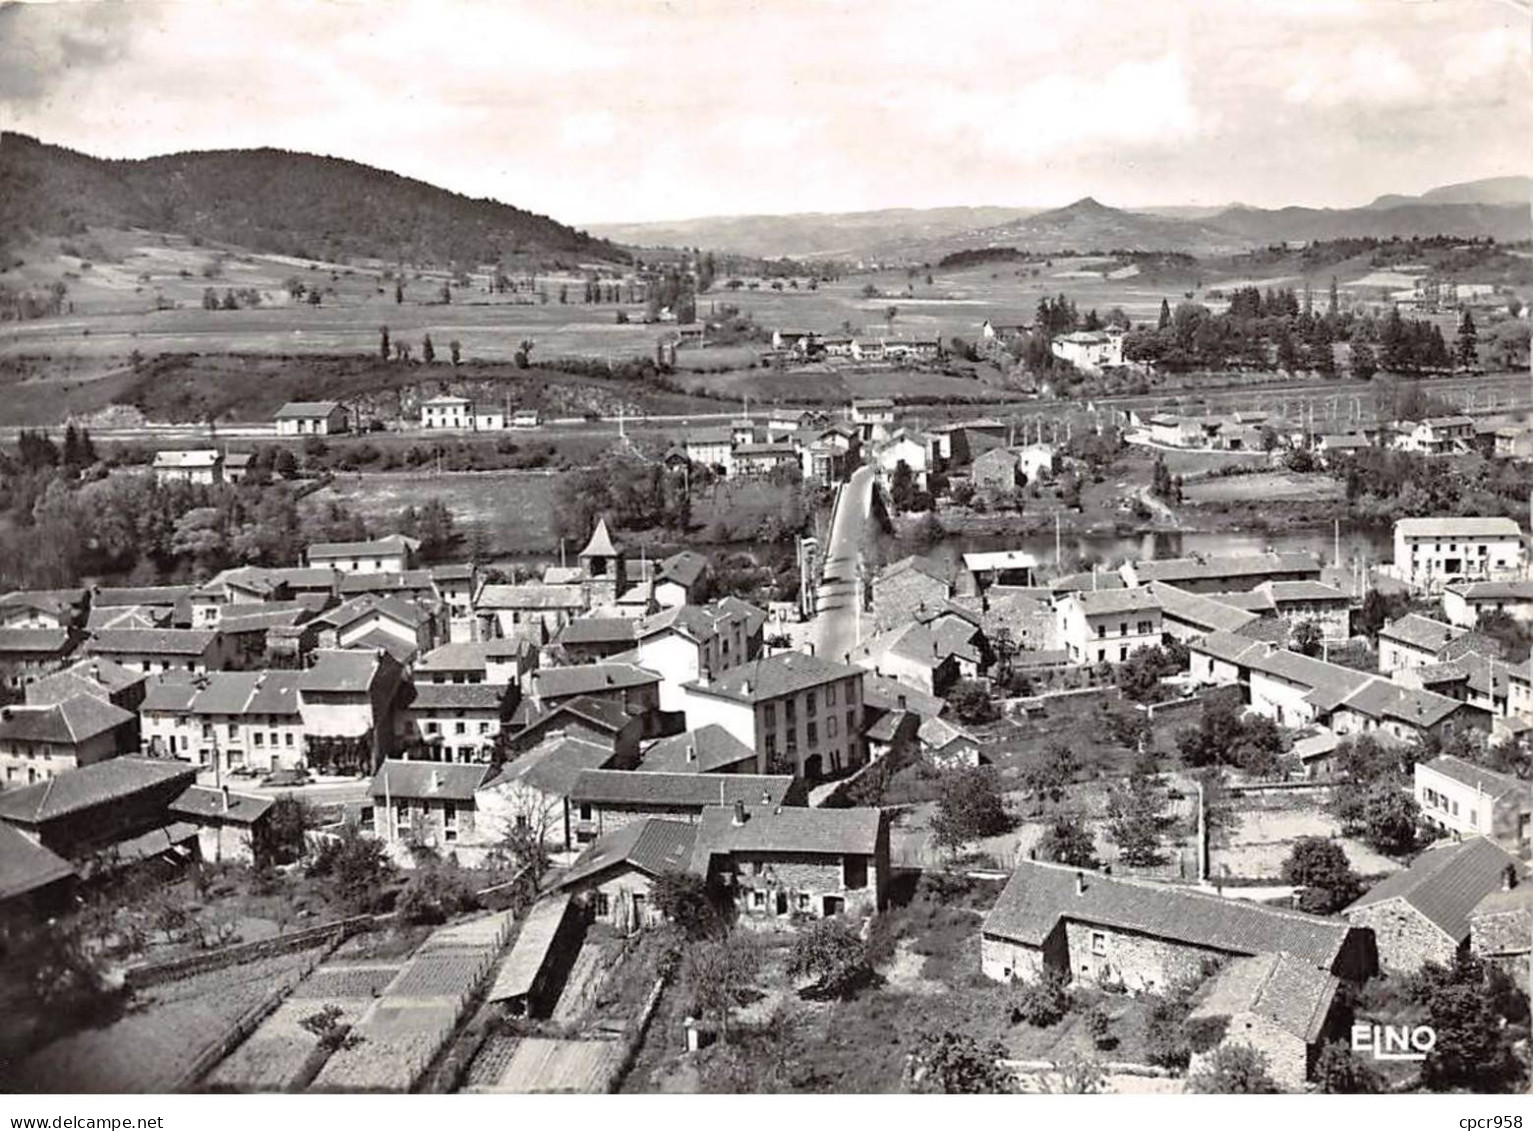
left=1105, top=768, right=1165, bottom=867
left=1011, top=969, right=1070, bottom=1027
left=1350, top=340, right=1377, bottom=380
left=906, top=1030, right=1013, bottom=1094
left=884, top=306, right=898, bottom=332
left=299, top=1004, right=363, bottom=1053
left=945, top=679, right=998, bottom=724
left=785, top=917, right=874, bottom=1000
left=1037, top=811, right=1099, bottom=869
left=1187, top=1043, right=1281, bottom=1093
left=1281, top=837, right=1362, bottom=914
left=930, top=767, right=1011, bottom=853
left=1420, top=966, right=1525, bottom=1091
left=264, top=794, right=312, bottom=866
left=421, top=334, right=435, bottom=364
left=1021, top=741, right=1078, bottom=812
left=449, top=339, right=461, bottom=366
left=1158, top=298, right=1171, bottom=330
left=307, top=287, right=322, bottom=306
left=1454, top=309, right=1478, bottom=371
left=651, top=871, right=722, bottom=940
left=683, top=935, right=760, bottom=1042
left=1312, top=1041, right=1383, bottom=1094
left=1356, top=782, right=1421, bottom=856
left=439, top=281, right=452, bottom=304
left=379, top=325, right=391, bottom=361
left=397, top=864, right=478, bottom=925
left=307, top=822, right=394, bottom=911
left=1291, top=620, right=1323, bottom=657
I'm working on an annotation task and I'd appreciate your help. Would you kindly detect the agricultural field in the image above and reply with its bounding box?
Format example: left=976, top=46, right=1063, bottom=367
left=304, top=469, right=559, bottom=552
left=9, top=946, right=326, bottom=1093
left=1210, top=791, right=1406, bottom=883
left=1180, top=470, right=1345, bottom=504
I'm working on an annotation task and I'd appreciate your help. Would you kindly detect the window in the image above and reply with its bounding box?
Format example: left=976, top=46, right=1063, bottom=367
left=359, top=805, right=375, bottom=831
left=1137, top=620, right=1153, bottom=635
left=751, top=890, right=766, bottom=909
left=1096, top=625, right=1106, bottom=639
left=426, top=721, right=439, bottom=735
left=807, top=722, right=818, bottom=748
left=480, top=721, right=491, bottom=734
left=1118, top=622, right=1128, bottom=636
left=843, top=855, right=868, bottom=890
left=579, top=803, right=593, bottom=821
left=762, top=704, right=776, bottom=728
left=285, top=733, right=294, bottom=747
left=253, top=732, right=264, bottom=747
left=1119, top=646, right=1128, bottom=662
left=595, top=892, right=610, bottom=917
left=846, top=710, right=855, bottom=737
left=227, top=723, right=238, bottom=741
left=785, top=699, right=797, bottom=725
left=1091, top=931, right=1107, bottom=956
left=765, top=734, right=777, bottom=758
left=443, top=804, right=458, bottom=842
left=826, top=683, right=837, bottom=707
left=827, top=715, right=838, bottom=738
left=797, top=892, right=810, bottom=911
left=455, top=721, right=466, bottom=735
left=395, top=803, right=411, bottom=831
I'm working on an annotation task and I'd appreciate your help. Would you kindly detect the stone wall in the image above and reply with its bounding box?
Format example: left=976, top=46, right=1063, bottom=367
left=1062, top=920, right=1225, bottom=993
left=981, top=933, right=1050, bottom=983
left=1190, top=1018, right=1309, bottom=1093
left=1344, top=897, right=1459, bottom=974
left=730, top=852, right=876, bottom=920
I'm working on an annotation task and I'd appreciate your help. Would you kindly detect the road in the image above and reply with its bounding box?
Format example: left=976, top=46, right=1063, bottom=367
left=809, top=464, right=877, bottom=666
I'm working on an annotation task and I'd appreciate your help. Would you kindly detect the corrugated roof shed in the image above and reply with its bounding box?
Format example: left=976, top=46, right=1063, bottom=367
left=486, top=894, right=573, bottom=1003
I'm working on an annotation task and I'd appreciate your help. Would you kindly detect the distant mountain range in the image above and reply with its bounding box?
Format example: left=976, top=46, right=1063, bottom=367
left=591, top=177, right=1531, bottom=260
left=0, top=133, right=627, bottom=267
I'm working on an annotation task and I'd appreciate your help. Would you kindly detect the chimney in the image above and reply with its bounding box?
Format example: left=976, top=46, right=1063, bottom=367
left=760, top=789, right=771, bottom=804
left=428, top=769, right=442, bottom=794
left=1075, top=871, right=1087, bottom=896
left=1504, top=864, right=1519, bottom=892
left=221, top=785, right=231, bottom=812
left=732, top=799, right=747, bottom=826
left=686, top=741, right=696, bottom=763
left=897, top=694, right=907, bottom=710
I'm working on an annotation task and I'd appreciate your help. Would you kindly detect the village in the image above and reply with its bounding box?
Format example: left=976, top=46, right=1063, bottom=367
left=0, top=385, right=1530, bottom=1094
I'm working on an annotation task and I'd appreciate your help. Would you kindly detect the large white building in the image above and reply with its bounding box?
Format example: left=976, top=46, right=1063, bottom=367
left=1391, top=517, right=1524, bottom=592
left=1056, top=587, right=1162, bottom=666
left=1050, top=330, right=1124, bottom=374
left=274, top=401, right=349, bottom=436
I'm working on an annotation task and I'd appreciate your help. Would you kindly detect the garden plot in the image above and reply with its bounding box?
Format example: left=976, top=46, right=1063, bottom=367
left=308, top=911, right=513, bottom=1092
left=1212, top=802, right=1405, bottom=881
left=477, top=1036, right=625, bottom=1093
left=10, top=947, right=324, bottom=1093
left=207, top=963, right=403, bottom=1092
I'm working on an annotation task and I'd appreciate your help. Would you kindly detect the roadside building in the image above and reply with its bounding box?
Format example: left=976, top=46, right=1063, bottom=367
left=567, top=770, right=797, bottom=845
left=419, top=394, right=473, bottom=430
left=528, top=663, right=661, bottom=722
left=87, top=627, right=225, bottom=675
left=0, top=757, right=199, bottom=861
left=1343, top=837, right=1520, bottom=973
left=0, top=589, right=88, bottom=631
left=679, top=652, right=866, bottom=780
left=1396, top=416, right=1475, bottom=457
left=690, top=802, right=889, bottom=922
left=553, top=617, right=638, bottom=664
left=637, top=725, right=761, bottom=775
left=871, top=555, right=953, bottom=634
left=849, top=399, right=896, bottom=444
left=274, top=401, right=348, bottom=436
left=1329, top=679, right=1491, bottom=748
left=1391, top=517, right=1524, bottom=592
left=655, top=551, right=711, bottom=608
left=1147, top=582, right=1258, bottom=642
left=414, top=639, right=535, bottom=693
left=368, top=760, right=489, bottom=859
left=970, top=447, right=1018, bottom=492
left=402, top=682, right=513, bottom=763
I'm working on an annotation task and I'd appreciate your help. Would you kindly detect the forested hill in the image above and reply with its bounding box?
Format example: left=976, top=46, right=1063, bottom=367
left=0, top=132, right=628, bottom=268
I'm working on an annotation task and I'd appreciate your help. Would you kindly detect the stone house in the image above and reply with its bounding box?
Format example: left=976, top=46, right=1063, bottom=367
left=476, top=584, right=588, bottom=638
left=1377, top=614, right=1465, bottom=675
left=655, top=551, right=711, bottom=608
left=980, top=860, right=1372, bottom=991
left=314, top=594, right=439, bottom=666
left=527, top=663, right=662, bottom=726
left=1343, top=836, right=1520, bottom=973
left=0, top=695, right=136, bottom=789
left=630, top=603, right=753, bottom=712
left=0, top=589, right=88, bottom=631
left=86, top=627, right=227, bottom=675
left=1255, top=580, right=1352, bottom=641
left=970, top=447, right=1018, bottom=492
left=690, top=802, right=888, bottom=923
left=1187, top=630, right=1269, bottom=689
left=1148, top=581, right=1258, bottom=642
left=1329, top=679, right=1491, bottom=748
left=0, top=757, right=199, bottom=860
left=1120, top=552, right=1323, bottom=595
left=367, top=760, right=490, bottom=862
left=567, top=770, right=797, bottom=847
left=1469, top=874, right=1531, bottom=988
left=474, top=734, right=626, bottom=853
left=552, top=818, right=699, bottom=931
left=1391, top=516, right=1524, bottom=593
left=168, top=784, right=275, bottom=866
left=273, top=401, right=348, bottom=436
left=636, top=725, right=761, bottom=775
left=414, top=639, right=536, bottom=695
left=1187, top=952, right=1343, bottom=1091
left=0, top=628, right=78, bottom=691
left=552, top=616, right=638, bottom=663
left=507, top=695, right=642, bottom=762
left=402, top=682, right=514, bottom=763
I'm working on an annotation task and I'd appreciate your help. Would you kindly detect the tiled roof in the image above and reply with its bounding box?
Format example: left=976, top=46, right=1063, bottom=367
left=636, top=604, right=732, bottom=643
left=516, top=695, right=633, bottom=739
left=684, top=651, right=863, bottom=704
left=570, top=770, right=792, bottom=809
left=88, top=628, right=217, bottom=656
left=983, top=860, right=1354, bottom=971
left=218, top=606, right=313, bottom=633
left=1261, top=581, right=1350, bottom=603
left=859, top=672, right=945, bottom=718
left=1049, top=571, right=1126, bottom=594
left=87, top=606, right=168, bottom=632
left=0, top=822, right=74, bottom=900
left=0, top=696, right=134, bottom=744
left=368, top=760, right=491, bottom=802
left=407, top=682, right=509, bottom=711
left=273, top=400, right=342, bottom=418
left=1190, top=631, right=1270, bottom=667
left=713, top=597, right=767, bottom=638
left=1395, top=517, right=1520, bottom=539
left=1346, top=837, right=1518, bottom=943
left=0, top=629, right=75, bottom=658
left=1147, top=583, right=1258, bottom=634
left=1447, top=581, right=1533, bottom=602
left=169, top=784, right=274, bottom=825
left=1190, top=952, right=1339, bottom=1043
left=337, top=570, right=435, bottom=596
left=92, top=585, right=196, bottom=608
left=876, top=554, right=953, bottom=588
left=556, top=618, right=639, bottom=647
left=918, top=715, right=978, bottom=751
left=1338, top=680, right=1464, bottom=728
left=555, top=819, right=698, bottom=891
left=300, top=649, right=392, bottom=694
left=0, top=758, right=196, bottom=825
left=1066, top=587, right=1162, bottom=618
left=415, top=640, right=528, bottom=674
left=691, top=804, right=882, bottom=869
left=1419, top=755, right=1527, bottom=802
left=639, top=726, right=759, bottom=774
left=532, top=663, right=660, bottom=700
left=658, top=551, right=710, bottom=590
left=1379, top=614, right=1463, bottom=654
left=1250, top=649, right=1373, bottom=697
left=24, top=659, right=144, bottom=706
left=484, top=737, right=616, bottom=797
left=1128, top=552, right=1321, bottom=586
left=477, top=584, right=587, bottom=610
left=307, top=533, right=419, bottom=559
left=319, top=594, right=427, bottom=631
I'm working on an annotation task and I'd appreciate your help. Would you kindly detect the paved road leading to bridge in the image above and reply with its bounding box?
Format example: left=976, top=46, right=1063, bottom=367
left=809, top=464, right=877, bottom=666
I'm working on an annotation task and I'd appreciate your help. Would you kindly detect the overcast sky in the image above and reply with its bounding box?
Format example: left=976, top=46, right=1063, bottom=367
left=1, top=0, right=1527, bottom=224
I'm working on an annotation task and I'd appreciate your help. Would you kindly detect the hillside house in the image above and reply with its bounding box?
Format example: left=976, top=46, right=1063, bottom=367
left=980, top=860, right=1373, bottom=990
left=152, top=449, right=223, bottom=485
left=552, top=818, right=698, bottom=931
left=0, top=757, right=199, bottom=861
left=1343, top=837, right=1520, bottom=973
left=0, top=589, right=87, bottom=631
left=87, top=628, right=226, bottom=675
left=1415, top=755, right=1530, bottom=855
left=1469, top=876, right=1531, bottom=982
left=690, top=802, right=888, bottom=922
left=1391, top=517, right=1524, bottom=592
left=414, top=639, right=535, bottom=693
left=849, top=399, right=896, bottom=443
left=477, top=583, right=587, bottom=636
left=528, top=663, right=661, bottom=723
left=1396, top=416, right=1475, bottom=456
left=297, top=649, right=406, bottom=775
left=368, top=760, right=489, bottom=860
left=637, top=725, right=761, bottom=775
left=419, top=395, right=473, bottom=430
left=683, top=427, right=735, bottom=476
left=169, top=784, right=274, bottom=866
left=655, top=551, right=711, bottom=608
left=0, top=629, right=77, bottom=690
left=0, top=696, right=136, bottom=789
left=871, top=555, right=954, bottom=634
left=1187, top=953, right=1343, bottom=1091
left=274, top=401, right=348, bottom=436
left=679, top=652, right=866, bottom=780
left=1050, top=329, right=1124, bottom=373
left=474, top=734, right=622, bottom=852
left=1057, top=587, right=1163, bottom=666
left=1148, top=582, right=1258, bottom=642
left=306, top=534, right=420, bottom=574
left=970, top=447, right=1019, bottom=492
left=631, top=604, right=751, bottom=712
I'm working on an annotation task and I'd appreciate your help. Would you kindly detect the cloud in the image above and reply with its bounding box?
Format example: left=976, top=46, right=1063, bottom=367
left=0, top=1, right=134, bottom=103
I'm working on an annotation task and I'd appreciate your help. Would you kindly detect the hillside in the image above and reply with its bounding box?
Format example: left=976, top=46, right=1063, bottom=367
left=586, top=205, right=1038, bottom=259
left=1369, top=175, right=1530, bottom=210
left=0, top=133, right=628, bottom=268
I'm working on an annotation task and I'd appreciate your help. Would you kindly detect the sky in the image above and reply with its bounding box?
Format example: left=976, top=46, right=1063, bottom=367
left=0, top=0, right=1528, bottom=224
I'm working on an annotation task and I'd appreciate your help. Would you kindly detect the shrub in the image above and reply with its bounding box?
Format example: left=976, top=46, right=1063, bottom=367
left=397, top=865, right=479, bottom=925
left=1010, top=971, right=1070, bottom=1028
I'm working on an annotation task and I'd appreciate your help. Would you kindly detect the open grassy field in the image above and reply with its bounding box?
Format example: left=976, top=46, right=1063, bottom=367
left=306, top=469, right=560, bottom=551
left=1181, top=470, right=1344, bottom=504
